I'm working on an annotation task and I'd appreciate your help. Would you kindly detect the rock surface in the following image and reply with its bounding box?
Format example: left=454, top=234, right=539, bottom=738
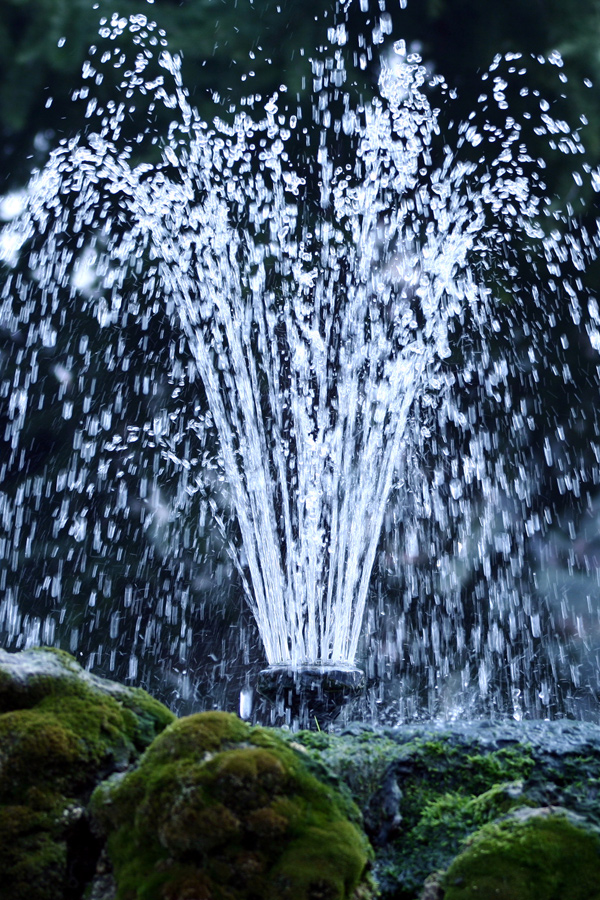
left=293, top=719, right=600, bottom=898
left=2, top=649, right=600, bottom=899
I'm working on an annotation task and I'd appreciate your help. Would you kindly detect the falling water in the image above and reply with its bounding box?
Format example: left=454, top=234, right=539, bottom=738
left=2, top=8, right=600, bottom=719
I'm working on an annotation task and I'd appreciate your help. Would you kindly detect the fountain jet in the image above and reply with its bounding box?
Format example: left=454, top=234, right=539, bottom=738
left=2, top=12, right=600, bottom=718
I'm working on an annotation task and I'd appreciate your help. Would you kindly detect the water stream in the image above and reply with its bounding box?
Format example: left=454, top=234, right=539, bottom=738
left=2, top=7, right=600, bottom=722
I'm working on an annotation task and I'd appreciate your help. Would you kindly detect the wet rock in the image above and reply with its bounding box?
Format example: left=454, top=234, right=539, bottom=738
left=293, top=718, right=600, bottom=899
left=4, top=649, right=600, bottom=900
left=418, top=872, right=445, bottom=900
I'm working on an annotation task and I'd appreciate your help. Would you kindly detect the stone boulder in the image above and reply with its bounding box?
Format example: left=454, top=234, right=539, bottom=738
left=90, top=711, right=376, bottom=900
left=0, top=647, right=175, bottom=900
left=443, top=806, right=600, bottom=899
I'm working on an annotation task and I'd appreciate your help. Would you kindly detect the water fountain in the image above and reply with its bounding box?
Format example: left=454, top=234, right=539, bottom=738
left=1, top=4, right=600, bottom=725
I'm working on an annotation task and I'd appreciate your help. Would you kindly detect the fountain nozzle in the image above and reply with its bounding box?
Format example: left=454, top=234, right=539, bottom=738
left=257, top=663, right=365, bottom=726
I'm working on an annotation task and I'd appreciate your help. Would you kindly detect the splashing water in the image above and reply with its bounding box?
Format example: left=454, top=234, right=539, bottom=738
left=2, top=11, right=600, bottom=715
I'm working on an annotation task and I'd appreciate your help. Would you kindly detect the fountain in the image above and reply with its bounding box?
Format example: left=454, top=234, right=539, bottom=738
left=1, top=4, right=600, bottom=724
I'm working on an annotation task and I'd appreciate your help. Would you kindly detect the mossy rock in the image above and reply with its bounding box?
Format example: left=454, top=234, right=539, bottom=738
left=293, top=727, right=536, bottom=897
left=443, top=807, right=600, bottom=899
left=0, top=647, right=175, bottom=900
left=91, top=711, right=376, bottom=900
left=292, top=720, right=600, bottom=899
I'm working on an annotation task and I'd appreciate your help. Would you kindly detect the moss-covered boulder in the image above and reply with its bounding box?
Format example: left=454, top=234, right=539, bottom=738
left=91, top=711, right=375, bottom=900
left=0, top=647, right=175, bottom=900
left=292, top=720, right=600, bottom=899
left=443, top=807, right=600, bottom=900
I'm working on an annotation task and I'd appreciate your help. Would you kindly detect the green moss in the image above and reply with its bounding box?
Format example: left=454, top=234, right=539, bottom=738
left=0, top=687, right=165, bottom=804
left=463, top=746, right=534, bottom=788
left=0, top=804, right=67, bottom=900
left=294, top=730, right=333, bottom=753
left=118, top=687, right=176, bottom=749
left=289, top=727, right=600, bottom=899
left=409, top=742, right=533, bottom=794
left=0, top=648, right=175, bottom=900
left=0, top=648, right=174, bottom=742
left=388, top=741, right=533, bottom=855
left=92, top=711, right=375, bottom=900
left=443, top=809, right=600, bottom=900
left=140, top=709, right=250, bottom=762
left=404, top=781, right=534, bottom=867
left=293, top=730, right=401, bottom=809
left=273, top=821, right=370, bottom=899
left=303, top=733, right=538, bottom=899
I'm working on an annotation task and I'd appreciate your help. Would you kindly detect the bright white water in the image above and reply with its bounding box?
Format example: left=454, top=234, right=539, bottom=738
left=2, top=10, right=600, bottom=717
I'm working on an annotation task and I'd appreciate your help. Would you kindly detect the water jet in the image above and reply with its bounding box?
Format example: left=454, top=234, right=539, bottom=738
left=1, top=5, right=600, bottom=724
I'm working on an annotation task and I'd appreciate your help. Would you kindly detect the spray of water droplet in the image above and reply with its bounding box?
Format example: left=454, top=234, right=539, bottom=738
left=2, top=8, right=600, bottom=721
